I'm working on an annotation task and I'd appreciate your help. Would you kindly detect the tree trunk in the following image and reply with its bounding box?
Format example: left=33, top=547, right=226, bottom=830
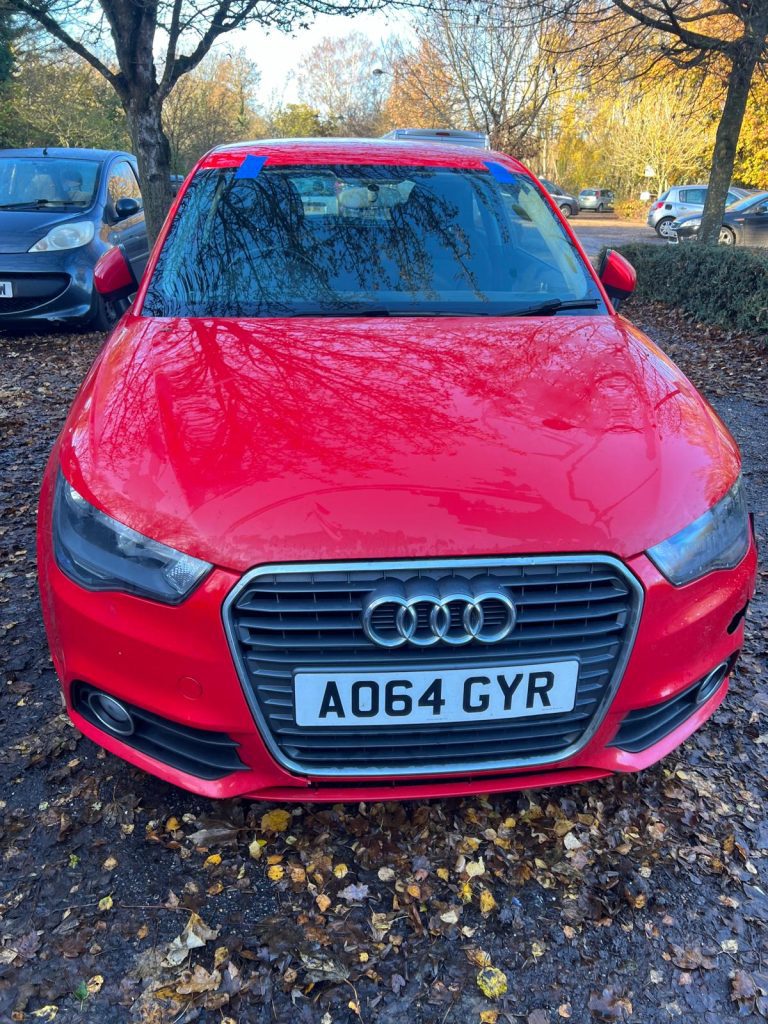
left=124, top=93, right=175, bottom=244
left=699, top=47, right=759, bottom=245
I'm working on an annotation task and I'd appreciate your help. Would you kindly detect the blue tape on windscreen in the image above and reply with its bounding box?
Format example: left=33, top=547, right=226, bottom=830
left=235, top=154, right=267, bottom=179
left=484, top=160, right=515, bottom=183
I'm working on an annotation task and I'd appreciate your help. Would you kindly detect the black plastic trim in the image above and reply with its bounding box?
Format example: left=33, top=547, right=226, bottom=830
left=72, top=682, right=246, bottom=780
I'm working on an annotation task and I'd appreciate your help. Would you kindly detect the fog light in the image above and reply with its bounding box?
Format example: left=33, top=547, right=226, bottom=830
left=86, top=691, right=135, bottom=736
left=696, top=663, right=728, bottom=705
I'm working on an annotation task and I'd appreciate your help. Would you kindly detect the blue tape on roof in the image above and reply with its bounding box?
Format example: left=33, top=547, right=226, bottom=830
left=484, top=161, right=515, bottom=183
left=235, top=154, right=267, bottom=179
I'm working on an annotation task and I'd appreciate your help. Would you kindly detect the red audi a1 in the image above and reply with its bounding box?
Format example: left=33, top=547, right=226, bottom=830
left=37, top=139, right=757, bottom=801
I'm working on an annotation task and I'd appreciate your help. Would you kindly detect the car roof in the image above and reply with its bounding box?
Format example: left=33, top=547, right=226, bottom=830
left=0, top=147, right=135, bottom=161
left=203, top=137, right=526, bottom=172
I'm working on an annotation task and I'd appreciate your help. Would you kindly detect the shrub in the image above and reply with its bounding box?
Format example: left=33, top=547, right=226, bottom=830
left=614, top=198, right=648, bottom=220
left=602, top=242, right=768, bottom=338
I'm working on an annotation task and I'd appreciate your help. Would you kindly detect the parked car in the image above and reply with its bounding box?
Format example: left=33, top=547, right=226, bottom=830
left=38, top=138, right=756, bottom=801
left=540, top=178, right=579, bottom=218
left=579, top=187, right=614, bottom=211
left=647, top=184, right=751, bottom=238
left=669, top=190, right=768, bottom=246
left=382, top=128, right=491, bottom=149
left=0, top=147, right=148, bottom=329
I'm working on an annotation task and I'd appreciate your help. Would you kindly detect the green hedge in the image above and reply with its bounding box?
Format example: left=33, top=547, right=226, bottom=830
left=602, top=242, right=768, bottom=339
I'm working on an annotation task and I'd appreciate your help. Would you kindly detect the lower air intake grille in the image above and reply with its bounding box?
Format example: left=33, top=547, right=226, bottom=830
left=224, top=557, right=642, bottom=776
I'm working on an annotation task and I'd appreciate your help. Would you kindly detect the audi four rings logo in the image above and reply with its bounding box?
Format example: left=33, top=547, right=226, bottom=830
left=361, top=576, right=517, bottom=648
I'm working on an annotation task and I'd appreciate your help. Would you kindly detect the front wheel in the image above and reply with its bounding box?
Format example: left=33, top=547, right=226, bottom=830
left=718, top=226, right=736, bottom=246
left=85, top=292, right=129, bottom=333
left=559, top=203, right=573, bottom=218
left=596, top=202, right=604, bottom=212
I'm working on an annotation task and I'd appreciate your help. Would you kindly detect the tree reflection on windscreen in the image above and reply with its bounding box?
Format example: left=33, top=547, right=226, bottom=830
left=143, top=164, right=599, bottom=317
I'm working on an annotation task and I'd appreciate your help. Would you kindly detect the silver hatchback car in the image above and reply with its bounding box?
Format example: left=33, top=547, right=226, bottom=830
left=648, top=185, right=750, bottom=237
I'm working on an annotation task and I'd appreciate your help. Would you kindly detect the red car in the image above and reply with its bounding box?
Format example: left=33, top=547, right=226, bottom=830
left=37, top=139, right=757, bottom=801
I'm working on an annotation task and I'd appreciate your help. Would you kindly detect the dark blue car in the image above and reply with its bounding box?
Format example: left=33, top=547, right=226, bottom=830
left=0, top=147, right=149, bottom=329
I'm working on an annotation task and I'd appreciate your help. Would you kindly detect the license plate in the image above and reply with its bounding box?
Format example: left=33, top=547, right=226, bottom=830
left=294, top=661, right=579, bottom=728
left=0, top=281, right=13, bottom=298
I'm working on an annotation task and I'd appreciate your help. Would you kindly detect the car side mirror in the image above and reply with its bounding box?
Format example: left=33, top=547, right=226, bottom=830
left=598, top=249, right=636, bottom=310
left=94, top=244, right=138, bottom=301
left=114, top=196, right=142, bottom=220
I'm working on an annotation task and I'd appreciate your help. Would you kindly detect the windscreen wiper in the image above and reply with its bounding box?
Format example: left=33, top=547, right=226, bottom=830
left=0, top=199, right=87, bottom=210
left=505, top=298, right=601, bottom=317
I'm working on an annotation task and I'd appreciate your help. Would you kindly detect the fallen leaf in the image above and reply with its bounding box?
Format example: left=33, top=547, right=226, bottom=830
left=316, top=893, right=332, bottom=912
left=162, top=912, right=220, bottom=968
left=175, top=964, right=222, bottom=994
left=528, top=1011, right=549, bottom=1024
left=204, top=853, right=222, bottom=868
left=480, top=890, right=497, bottom=914
left=86, top=976, right=104, bottom=995
left=333, top=863, right=349, bottom=879
left=477, top=966, right=508, bottom=999
left=299, top=952, right=349, bottom=983
left=588, top=988, right=633, bottom=1020
left=267, top=864, right=285, bottom=881
left=97, top=895, right=113, bottom=912
left=31, top=1008, right=58, bottom=1021
left=338, top=882, right=369, bottom=903
left=378, top=866, right=395, bottom=882
left=466, top=858, right=485, bottom=878
left=261, top=809, right=291, bottom=833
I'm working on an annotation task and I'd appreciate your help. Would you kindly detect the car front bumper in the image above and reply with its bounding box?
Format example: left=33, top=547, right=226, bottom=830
left=37, top=470, right=758, bottom=802
left=0, top=249, right=99, bottom=325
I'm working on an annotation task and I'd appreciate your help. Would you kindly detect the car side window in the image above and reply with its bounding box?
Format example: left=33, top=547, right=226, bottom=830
left=680, top=188, right=706, bottom=205
left=108, top=161, right=142, bottom=208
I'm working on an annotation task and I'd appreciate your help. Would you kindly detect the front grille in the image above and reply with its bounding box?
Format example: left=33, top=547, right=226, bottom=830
left=224, top=557, right=642, bottom=775
left=0, top=273, right=69, bottom=314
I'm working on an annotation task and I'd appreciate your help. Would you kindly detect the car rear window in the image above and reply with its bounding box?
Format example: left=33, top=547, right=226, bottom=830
left=142, top=163, right=602, bottom=318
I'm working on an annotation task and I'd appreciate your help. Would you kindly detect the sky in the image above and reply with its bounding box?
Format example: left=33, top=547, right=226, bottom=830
left=239, top=9, right=413, bottom=106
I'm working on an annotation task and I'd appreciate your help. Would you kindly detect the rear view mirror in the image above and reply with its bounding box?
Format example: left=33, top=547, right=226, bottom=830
left=115, top=196, right=142, bottom=220
left=598, top=249, right=636, bottom=309
left=94, top=244, right=138, bottom=302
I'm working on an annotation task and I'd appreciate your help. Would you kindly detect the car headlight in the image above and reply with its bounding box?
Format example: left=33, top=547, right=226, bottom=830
left=681, top=217, right=701, bottom=230
left=29, top=221, right=95, bottom=252
left=647, top=477, right=749, bottom=585
left=53, top=473, right=212, bottom=603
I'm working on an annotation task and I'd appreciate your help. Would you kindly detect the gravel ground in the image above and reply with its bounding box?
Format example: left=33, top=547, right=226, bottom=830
left=0, top=303, right=766, bottom=1024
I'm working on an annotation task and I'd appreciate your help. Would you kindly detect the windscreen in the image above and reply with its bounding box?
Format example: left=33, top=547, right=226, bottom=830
left=143, top=163, right=601, bottom=318
left=0, top=157, right=100, bottom=209
left=727, top=192, right=768, bottom=213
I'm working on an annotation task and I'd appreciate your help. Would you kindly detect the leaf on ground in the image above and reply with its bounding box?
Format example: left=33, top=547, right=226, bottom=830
left=260, top=809, right=291, bottom=833
left=175, top=964, right=222, bottom=995
left=162, top=912, right=219, bottom=968
left=299, top=952, right=349, bottom=983
left=338, top=882, right=369, bottom=903
left=477, top=966, right=508, bottom=999
left=588, top=988, right=633, bottom=1021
